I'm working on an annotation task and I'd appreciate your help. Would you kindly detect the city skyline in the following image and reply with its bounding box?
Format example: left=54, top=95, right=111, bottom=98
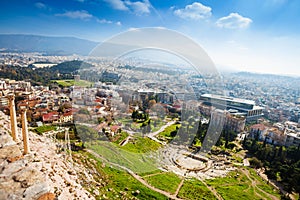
left=1, top=0, right=300, bottom=75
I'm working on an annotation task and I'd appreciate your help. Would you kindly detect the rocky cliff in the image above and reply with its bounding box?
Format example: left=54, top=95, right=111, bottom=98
left=0, top=111, right=95, bottom=200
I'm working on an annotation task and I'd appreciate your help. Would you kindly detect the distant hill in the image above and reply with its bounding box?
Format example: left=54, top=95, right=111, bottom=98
left=233, top=71, right=300, bottom=79
left=1, top=60, right=94, bottom=86
left=0, top=34, right=98, bottom=55
left=50, top=60, right=93, bottom=74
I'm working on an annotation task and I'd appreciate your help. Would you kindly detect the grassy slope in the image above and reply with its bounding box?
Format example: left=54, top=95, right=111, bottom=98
left=87, top=140, right=159, bottom=174
left=205, top=169, right=281, bottom=200
left=53, top=79, right=92, bottom=87
left=77, top=151, right=168, bottom=200
left=143, top=172, right=182, bottom=194
left=81, top=130, right=281, bottom=200
left=178, top=179, right=216, bottom=200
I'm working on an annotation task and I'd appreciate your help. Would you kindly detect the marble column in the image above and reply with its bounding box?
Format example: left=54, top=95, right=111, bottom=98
left=7, top=94, right=19, bottom=142
left=20, top=107, right=30, bottom=154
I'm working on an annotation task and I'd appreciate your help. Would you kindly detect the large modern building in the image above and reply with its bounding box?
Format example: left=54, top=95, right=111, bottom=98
left=200, top=94, right=264, bottom=122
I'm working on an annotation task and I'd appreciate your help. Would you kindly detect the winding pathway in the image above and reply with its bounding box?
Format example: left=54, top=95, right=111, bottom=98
left=85, top=149, right=184, bottom=200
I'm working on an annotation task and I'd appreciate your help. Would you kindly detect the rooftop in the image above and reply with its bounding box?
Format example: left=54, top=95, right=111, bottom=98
left=201, top=94, right=255, bottom=105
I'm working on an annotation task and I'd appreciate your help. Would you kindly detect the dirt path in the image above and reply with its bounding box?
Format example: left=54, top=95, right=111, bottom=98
left=142, top=171, right=165, bottom=178
left=119, top=136, right=132, bottom=146
left=256, top=169, right=297, bottom=200
left=86, top=149, right=184, bottom=200
left=174, top=179, right=185, bottom=197
left=200, top=180, right=223, bottom=200
left=146, top=121, right=176, bottom=145
left=147, top=121, right=176, bottom=137
left=241, top=168, right=279, bottom=200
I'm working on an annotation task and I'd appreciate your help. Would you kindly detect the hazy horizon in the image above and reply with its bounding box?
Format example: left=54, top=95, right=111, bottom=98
left=1, top=32, right=299, bottom=78
left=1, top=0, right=300, bottom=76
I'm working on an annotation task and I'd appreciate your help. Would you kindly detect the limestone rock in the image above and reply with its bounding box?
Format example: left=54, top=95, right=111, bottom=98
left=0, top=111, right=95, bottom=200
left=0, top=144, right=22, bottom=160
left=13, top=166, right=46, bottom=188
left=7, top=194, right=21, bottom=200
left=0, top=180, right=22, bottom=198
left=23, top=182, right=50, bottom=200
left=0, top=132, right=16, bottom=148
left=1, top=159, right=28, bottom=178
left=0, top=188, right=9, bottom=200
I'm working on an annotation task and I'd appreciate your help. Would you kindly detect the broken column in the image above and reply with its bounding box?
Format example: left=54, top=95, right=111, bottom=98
left=7, top=93, right=19, bottom=142
left=20, top=107, right=30, bottom=154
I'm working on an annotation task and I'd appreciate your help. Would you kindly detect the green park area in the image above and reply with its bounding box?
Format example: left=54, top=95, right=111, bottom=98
left=53, top=79, right=92, bottom=87
left=143, top=172, right=182, bottom=194
left=82, top=131, right=282, bottom=200
left=157, top=123, right=181, bottom=142
left=74, top=117, right=286, bottom=200
left=87, top=139, right=160, bottom=174
left=34, top=125, right=56, bottom=135
left=178, top=178, right=216, bottom=200
left=80, top=144, right=282, bottom=200
left=205, top=168, right=281, bottom=200
left=75, top=151, right=168, bottom=200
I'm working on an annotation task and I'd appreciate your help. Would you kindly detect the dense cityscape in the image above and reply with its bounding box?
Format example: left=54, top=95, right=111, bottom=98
left=0, top=50, right=299, bottom=199
left=1, top=0, right=300, bottom=199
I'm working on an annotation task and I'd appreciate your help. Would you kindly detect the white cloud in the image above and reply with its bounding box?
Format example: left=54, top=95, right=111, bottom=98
left=35, top=2, right=47, bottom=9
left=216, top=13, right=252, bottom=29
left=97, top=19, right=122, bottom=26
left=103, top=0, right=151, bottom=15
left=55, top=10, right=93, bottom=20
left=103, top=0, right=129, bottom=11
left=97, top=19, right=113, bottom=24
left=125, top=0, right=151, bottom=15
left=174, top=2, right=212, bottom=20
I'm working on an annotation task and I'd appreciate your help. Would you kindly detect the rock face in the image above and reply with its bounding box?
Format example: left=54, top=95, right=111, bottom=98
left=0, top=111, right=94, bottom=200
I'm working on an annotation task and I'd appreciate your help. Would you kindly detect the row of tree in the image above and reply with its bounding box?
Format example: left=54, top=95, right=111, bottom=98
left=0, top=60, right=92, bottom=86
left=186, top=117, right=299, bottom=195
left=243, top=137, right=300, bottom=194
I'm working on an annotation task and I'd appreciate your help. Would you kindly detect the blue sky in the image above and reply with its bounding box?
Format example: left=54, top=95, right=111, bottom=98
left=0, top=0, right=300, bottom=75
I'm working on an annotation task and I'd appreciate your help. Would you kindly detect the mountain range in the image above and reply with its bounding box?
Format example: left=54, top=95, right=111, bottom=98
left=0, top=34, right=98, bottom=55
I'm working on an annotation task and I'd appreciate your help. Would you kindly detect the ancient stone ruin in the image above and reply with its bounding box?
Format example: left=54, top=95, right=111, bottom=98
left=0, top=94, right=94, bottom=200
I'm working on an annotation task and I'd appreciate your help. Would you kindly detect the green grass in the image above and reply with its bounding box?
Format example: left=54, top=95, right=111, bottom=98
left=205, top=169, right=281, bottom=200
left=111, top=131, right=129, bottom=144
left=247, top=168, right=281, bottom=199
left=158, top=124, right=180, bottom=138
left=292, top=193, right=299, bottom=200
left=53, top=79, right=92, bottom=87
left=144, top=172, right=182, bottom=194
left=84, top=152, right=168, bottom=200
left=157, top=124, right=181, bottom=143
left=121, top=136, right=161, bottom=153
left=35, top=125, right=56, bottom=135
left=150, top=119, right=165, bottom=132
left=215, top=184, right=258, bottom=200
left=87, top=140, right=159, bottom=174
left=205, top=171, right=240, bottom=186
left=118, top=118, right=142, bottom=130
left=231, top=154, right=244, bottom=163
left=178, top=179, right=216, bottom=200
left=139, top=169, right=163, bottom=177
